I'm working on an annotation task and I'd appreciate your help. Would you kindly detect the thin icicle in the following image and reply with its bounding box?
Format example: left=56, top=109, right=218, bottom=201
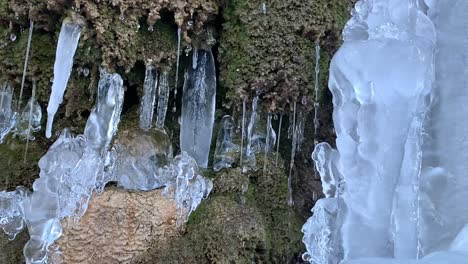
left=263, top=113, right=272, bottom=177
left=46, top=19, right=82, bottom=138
left=17, top=20, right=34, bottom=111
left=156, top=71, right=170, bottom=130
left=296, top=110, right=306, bottom=151
left=173, top=27, right=182, bottom=115
left=240, top=98, right=246, bottom=166
left=139, top=65, right=158, bottom=131
left=243, top=96, right=259, bottom=173
left=313, top=43, right=321, bottom=144
left=23, top=80, right=36, bottom=163
left=275, top=112, right=283, bottom=167
left=288, top=102, right=297, bottom=206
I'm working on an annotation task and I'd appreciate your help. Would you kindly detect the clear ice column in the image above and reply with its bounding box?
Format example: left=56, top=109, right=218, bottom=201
left=180, top=49, right=216, bottom=168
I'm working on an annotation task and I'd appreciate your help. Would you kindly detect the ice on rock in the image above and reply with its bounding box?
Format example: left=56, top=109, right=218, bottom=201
left=156, top=71, right=170, bottom=130
left=180, top=48, right=216, bottom=168
left=0, top=82, right=16, bottom=143
left=110, top=129, right=174, bottom=191
left=312, top=143, right=342, bottom=198
left=139, top=65, right=158, bottom=131
left=213, top=115, right=239, bottom=172
left=20, top=70, right=124, bottom=264
left=164, top=152, right=213, bottom=225
left=46, top=19, right=83, bottom=138
left=0, top=187, right=31, bottom=240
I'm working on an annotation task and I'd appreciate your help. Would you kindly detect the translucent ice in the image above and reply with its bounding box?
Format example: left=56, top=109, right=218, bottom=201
left=0, top=82, right=16, bottom=143
left=139, top=65, right=158, bottom=131
left=18, top=20, right=34, bottom=110
left=156, top=71, right=170, bottom=130
left=180, top=48, right=216, bottom=168
left=46, top=19, right=82, bottom=138
left=243, top=97, right=276, bottom=173
left=165, top=152, right=213, bottom=225
left=14, top=97, right=42, bottom=141
left=84, top=68, right=124, bottom=150
left=0, top=187, right=31, bottom=240
left=20, top=70, right=124, bottom=264
left=303, top=0, right=439, bottom=262
left=111, top=129, right=174, bottom=191
left=213, top=115, right=239, bottom=172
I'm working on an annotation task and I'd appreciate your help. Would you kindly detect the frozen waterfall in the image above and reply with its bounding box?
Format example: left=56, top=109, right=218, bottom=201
left=45, top=19, right=82, bottom=138
left=303, top=0, right=468, bottom=263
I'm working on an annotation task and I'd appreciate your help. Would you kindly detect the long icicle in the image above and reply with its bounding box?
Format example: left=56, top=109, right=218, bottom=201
left=17, top=20, right=34, bottom=111
left=23, top=80, right=36, bottom=163
left=275, top=112, right=283, bottom=167
left=288, top=102, right=297, bottom=206
left=240, top=98, right=247, bottom=167
left=173, top=27, right=182, bottom=116
left=263, top=113, right=272, bottom=177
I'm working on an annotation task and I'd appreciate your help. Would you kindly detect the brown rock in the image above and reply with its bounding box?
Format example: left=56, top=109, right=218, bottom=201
left=57, top=187, right=179, bottom=264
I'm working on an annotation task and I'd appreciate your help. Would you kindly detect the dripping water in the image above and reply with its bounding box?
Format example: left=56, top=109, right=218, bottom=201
left=18, top=20, right=34, bottom=111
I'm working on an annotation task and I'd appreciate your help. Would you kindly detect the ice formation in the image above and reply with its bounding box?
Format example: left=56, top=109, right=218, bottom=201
left=110, top=129, right=174, bottom=191
left=240, top=98, right=247, bottom=166
left=180, top=48, right=217, bottom=168
left=165, top=152, right=213, bottom=225
left=213, top=115, right=239, bottom=171
left=302, top=0, right=468, bottom=263
left=14, top=88, right=42, bottom=141
left=17, top=70, right=124, bottom=264
left=0, top=187, right=31, bottom=240
left=263, top=113, right=272, bottom=176
left=139, top=65, right=158, bottom=131
left=242, top=97, right=276, bottom=173
left=287, top=102, right=297, bottom=206
left=0, top=82, right=16, bottom=143
left=313, top=43, right=320, bottom=144
left=18, top=20, right=34, bottom=110
left=156, top=71, right=170, bottom=130
left=46, top=19, right=83, bottom=138
left=173, top=27, right=182, bottom=114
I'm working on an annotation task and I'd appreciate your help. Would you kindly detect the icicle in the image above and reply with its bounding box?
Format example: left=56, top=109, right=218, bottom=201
left=0, top=83, right=16, bottom=143
left=288, top=102, right=297, bottom=206
left=296, top=110, right=306, bottom=151
left=45, top=19, right=82, bottom=138
left=243, top=96, right=259, bottom=173
left=263, top=113, right=272, bottom=177
left=180, top=49, right=216, bottom=168
left=17, top=20, right=34, bottom=111
left=156, top=71, right=170, bottom=130
left=192, top=48, right=198, bottom=69
left=23, top=80, right=37, bottom=163
left=275, top=112, right=283, bottom=167
left=139, top=65, right=158, bottom=131
left=213, top=115, right=239, bottom=171
left=262, top=2, right=267, bottom=14
left=240, top=98, right=246, bottom=166
left=173, top=27, right=182, bottom=114
left=313, top=42, right=321, bottom=144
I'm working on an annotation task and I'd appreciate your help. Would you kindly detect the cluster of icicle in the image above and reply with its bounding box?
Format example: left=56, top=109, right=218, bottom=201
left=0, top=18, right=214, bottom=264
left=302, top=0, right=468, bottom=264
left=0, top=82, right=42, bottom=144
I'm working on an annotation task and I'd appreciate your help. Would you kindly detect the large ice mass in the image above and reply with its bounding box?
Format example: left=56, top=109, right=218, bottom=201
left=302, top=0, right=468, bottom=263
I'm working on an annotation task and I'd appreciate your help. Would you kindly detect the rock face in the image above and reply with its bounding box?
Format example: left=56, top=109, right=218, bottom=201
left=57, top=187, right=179, bottom=264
